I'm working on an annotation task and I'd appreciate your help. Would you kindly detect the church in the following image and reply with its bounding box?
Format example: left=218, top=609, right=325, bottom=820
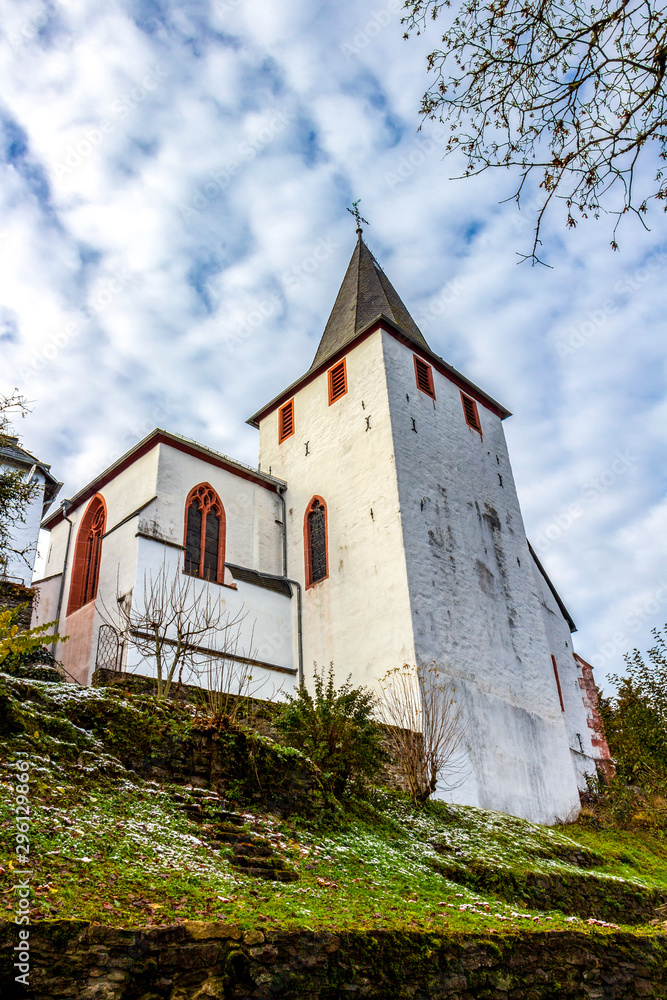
left=32, top=232, right=610, bottom=825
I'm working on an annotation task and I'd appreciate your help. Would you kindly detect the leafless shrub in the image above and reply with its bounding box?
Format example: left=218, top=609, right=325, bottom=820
left=100, top=565, right=246, bottom=699
left=193, top=623, right=277, bottom=728
left=379, top=662, right=469, bottom=804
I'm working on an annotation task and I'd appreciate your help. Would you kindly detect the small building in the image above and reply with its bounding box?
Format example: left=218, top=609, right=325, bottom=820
left=33, top=234, right=611, bottom=824
left=0, top=435, right=61, bottom=585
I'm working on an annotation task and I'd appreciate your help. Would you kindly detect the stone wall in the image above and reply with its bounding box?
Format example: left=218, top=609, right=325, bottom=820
left=0, top=580, right=36, bottom=631
left=1, top=919, right=667, bottom=999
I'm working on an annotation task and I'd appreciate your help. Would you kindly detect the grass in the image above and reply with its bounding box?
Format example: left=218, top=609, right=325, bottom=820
left=1, top=672, right=667, bottom=940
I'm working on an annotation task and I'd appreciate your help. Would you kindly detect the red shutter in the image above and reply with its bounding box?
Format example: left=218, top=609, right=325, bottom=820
left=279, top=400, right=295, bottom=442
left=328, top=359, right=348, bottom=404
left=414, top=356, right=435, bottom=398
left=461, top=392, right=482, bottom=433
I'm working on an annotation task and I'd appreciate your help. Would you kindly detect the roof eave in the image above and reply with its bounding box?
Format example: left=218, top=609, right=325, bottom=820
left=527, top=541, right=577, bottom=633
left=247, top=317, right=511, bottom=427
left=41, top=428, right=286, bottom=530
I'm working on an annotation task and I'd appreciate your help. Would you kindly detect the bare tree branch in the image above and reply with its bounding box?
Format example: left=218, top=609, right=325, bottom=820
left=379, top=663, right=469, bottom=803
left=99, top=565, right=246, bottom=699
left=403, top=0, right=667, bottom=261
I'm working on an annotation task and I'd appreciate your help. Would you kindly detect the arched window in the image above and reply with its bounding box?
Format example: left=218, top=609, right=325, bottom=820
left=304, top=496, right=328, bottom=588
left=67, top=495, right=106, bottom=616
left=184, top=483, right=226, bottom=583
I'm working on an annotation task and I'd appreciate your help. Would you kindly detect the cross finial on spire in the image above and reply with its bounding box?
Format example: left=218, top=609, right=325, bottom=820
left=347, top=199, right=369, bottom=237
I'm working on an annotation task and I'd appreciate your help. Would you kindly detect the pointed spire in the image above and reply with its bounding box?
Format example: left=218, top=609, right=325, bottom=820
left=310, top=236, right=430, bottom=371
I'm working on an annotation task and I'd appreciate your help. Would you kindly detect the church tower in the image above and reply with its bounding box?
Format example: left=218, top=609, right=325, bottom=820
left=248, top=233, right=585, bottom=824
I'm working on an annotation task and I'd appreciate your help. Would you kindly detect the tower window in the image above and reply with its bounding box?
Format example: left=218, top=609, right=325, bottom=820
left=279, top=399, right=295, bottom=443
left=414, top=356, right=435, bottom=398
left=304, top=496, right=328, bottom=587
left=328, top=358, right=348, bottom=404
left=184, top=483, right=226, bottom=583
left=66, top=495, right=106, bottom=615
left=461, top=392, right=482, bottom=434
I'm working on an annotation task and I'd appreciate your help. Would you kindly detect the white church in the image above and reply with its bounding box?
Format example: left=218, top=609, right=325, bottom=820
left=32, top=234, right=610, bottom=825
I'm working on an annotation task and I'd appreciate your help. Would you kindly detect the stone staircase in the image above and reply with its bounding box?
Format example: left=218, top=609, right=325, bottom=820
left=172, top=786, right=298, bottom=882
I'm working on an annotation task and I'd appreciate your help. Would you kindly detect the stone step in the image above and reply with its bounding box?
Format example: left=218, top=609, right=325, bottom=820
left=249, top=867, right=299, bottom=883
left=233, top=843, right=273, bottom=858
left=212, top=832, right=256, bottom=845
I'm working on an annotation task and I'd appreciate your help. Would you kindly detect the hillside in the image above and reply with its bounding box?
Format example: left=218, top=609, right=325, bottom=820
left=1, top=672, right=667, bottom=998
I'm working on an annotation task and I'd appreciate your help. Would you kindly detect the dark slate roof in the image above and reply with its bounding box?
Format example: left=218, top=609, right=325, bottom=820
left=0, top=435, right=62, bottom=510
left=226, top=564, right=292, bottom=597
left=310, top=235, right=431, bottom=370
left=528, top=541, right=577, bottom=633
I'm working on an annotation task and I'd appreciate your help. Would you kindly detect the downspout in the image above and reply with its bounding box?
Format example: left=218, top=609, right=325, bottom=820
left=51, top=499, right=73, bottom=652
left=277, top=486, right=303, bottom=687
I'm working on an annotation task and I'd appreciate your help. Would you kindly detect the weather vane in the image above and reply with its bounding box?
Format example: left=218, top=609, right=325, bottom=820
left=347, top=199, right=369, bottom=236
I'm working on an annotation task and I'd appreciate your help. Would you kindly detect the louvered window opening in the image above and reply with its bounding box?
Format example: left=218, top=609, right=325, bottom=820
left=279, top=400, right=294, bottom=442
left=308, top=502, right=327, bottom=583
left=185, top=484, right=224, bottom=582
left=328, top=359, right=347, bottom=403
left=414, top=356, right=435, bottom=398
left=461, top=393, right=482, bottom=433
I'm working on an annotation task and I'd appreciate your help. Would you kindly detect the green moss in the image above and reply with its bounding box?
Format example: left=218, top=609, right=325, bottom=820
left=2, top=672, right=667, bottom=946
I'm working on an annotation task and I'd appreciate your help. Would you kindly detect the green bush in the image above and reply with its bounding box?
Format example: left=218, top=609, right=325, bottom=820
left=600, top=626, right=667, bottom=784
left=275, top=664, right=385, bottom=797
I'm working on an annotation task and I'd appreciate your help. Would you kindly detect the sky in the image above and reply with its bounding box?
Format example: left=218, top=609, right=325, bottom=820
left=1, top=0, right=666, bottom=691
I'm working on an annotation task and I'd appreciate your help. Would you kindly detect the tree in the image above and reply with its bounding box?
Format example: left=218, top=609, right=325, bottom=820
left=379, top=663, right=468, bottom=804
left=100, top=566, right=246, bottom=699
left=275, top=664, right=386, bottom=797
left=403, top=0, right=667, bottom=262
left=600, top=625, right=667, bottom=783
left=0, top=391, right=39, bottom=576
left=0, top=605, right=67, bottom=675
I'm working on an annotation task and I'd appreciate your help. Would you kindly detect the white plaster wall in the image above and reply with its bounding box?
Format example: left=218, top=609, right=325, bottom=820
left=530, top=559, right=597, bottom=790
left=128, top=537, right=296, bottom=702
left=1, top=463, right=46, bottom=584
left=31, top=446, right=160, bottom=683
left=31, top=573, right=61, bottom=628
left=382, top=332, right=581, bottom=824
left=151, top=443, right=283, bottom=576
left=258, top=329, right=417, bottom=693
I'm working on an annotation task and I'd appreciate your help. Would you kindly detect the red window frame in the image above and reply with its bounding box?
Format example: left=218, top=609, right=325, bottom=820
left=414, top=355, right=435, bottom=399
left=328, top=358, right=348, bottom=405
left=66, top=494, right=106, bottom=616
left=304, top=495, right=329, bottom=589
left=461, top=392, right=482, bottom=434
left=183, top=483, right=226, bottom=584
left=279, top=399, right=295, bottom=443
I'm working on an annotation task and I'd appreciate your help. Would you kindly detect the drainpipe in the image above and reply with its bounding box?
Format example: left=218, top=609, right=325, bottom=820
left=51, top=499, right=73, bottom=652
left=277, top=486, right=304, bottom=687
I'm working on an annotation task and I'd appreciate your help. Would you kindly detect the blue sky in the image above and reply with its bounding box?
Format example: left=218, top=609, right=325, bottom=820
left=1, top=0, right=666, bottom=690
